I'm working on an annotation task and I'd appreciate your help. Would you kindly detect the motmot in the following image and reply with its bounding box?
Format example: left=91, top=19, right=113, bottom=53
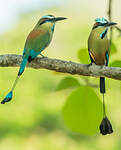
left=1, top=15, right=67, bottom=104
left=88, top=18, right=117, bottom=135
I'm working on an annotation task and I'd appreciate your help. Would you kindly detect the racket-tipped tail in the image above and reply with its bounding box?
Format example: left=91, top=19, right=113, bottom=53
left=1, top=57, right=27, bottom=104
left=1, top=91, right=13, bottom=104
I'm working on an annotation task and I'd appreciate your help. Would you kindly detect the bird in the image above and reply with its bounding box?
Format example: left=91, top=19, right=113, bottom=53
left=88, top=18, right=117, bottom=134
left=1, top=15, right=67, bottom=104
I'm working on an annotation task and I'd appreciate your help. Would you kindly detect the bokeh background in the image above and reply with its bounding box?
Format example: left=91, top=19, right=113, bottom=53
left=0, top=0, right=121, bottom=150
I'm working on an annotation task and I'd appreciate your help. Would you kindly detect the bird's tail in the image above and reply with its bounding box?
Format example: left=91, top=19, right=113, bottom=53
left=100, top=77, right=106, bottom=117
left=1, top=57, right=28, bottom=104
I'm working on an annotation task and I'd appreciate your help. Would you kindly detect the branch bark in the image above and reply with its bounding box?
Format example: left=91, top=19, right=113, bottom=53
left=1, top=54, right=121, bottom=81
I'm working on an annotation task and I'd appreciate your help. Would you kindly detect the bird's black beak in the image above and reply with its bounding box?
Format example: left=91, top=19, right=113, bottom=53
left=54, top=17, right=67, bottom=22
left=107, top=21, right=117, bottom=27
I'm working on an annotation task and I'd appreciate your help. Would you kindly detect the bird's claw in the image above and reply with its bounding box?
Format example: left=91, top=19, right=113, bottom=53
left=87, top=62, right=93, bottom=67
left=87, top=62, right=96, bottom=67
left=100, top=65, right=104, bottom=69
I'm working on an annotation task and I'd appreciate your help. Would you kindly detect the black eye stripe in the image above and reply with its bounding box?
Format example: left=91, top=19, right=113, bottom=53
left=39, top=18, right=53, bottom=26
left=93, top=25, right=99, bottom=29
left=101, top=23, right=108, bottom=26
left=93, top=22, right=108, bottom=29
left=39, top=20, right=46, bottom=25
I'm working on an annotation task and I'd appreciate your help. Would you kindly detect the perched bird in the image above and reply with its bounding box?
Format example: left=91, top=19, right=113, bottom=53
left=1, top=15, right=67, bottom=104
left=88, top=18, right=117, bottom=135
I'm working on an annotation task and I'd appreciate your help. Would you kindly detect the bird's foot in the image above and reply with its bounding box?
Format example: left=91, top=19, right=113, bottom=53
left=87, top=62, right=95, bottom=67
left=100, top=65, right=104, bottom=69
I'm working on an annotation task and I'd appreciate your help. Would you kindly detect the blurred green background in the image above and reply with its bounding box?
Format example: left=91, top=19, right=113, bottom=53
left=0, top=0, right=121, bottom=150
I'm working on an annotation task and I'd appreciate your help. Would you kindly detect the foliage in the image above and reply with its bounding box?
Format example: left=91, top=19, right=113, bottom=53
left=110, top=42, right=117, bottom=55
left=56, top=76, right=80, bottom=91
left=56, top=42, right=119, bottom=136
left=63, top=86, right=102, bottom=135
left=78, top=48, right=90, bottom=64
left=109, top=60, right=121, bottom=67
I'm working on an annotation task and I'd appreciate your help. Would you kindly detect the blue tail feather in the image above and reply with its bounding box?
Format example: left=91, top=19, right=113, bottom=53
left=18, top=58, right=28, bottom=76
left=1, top=49, right=40, bottom=104
left=30, top=50, right=40, bottom=59
left=1, top=91, right=13, bottom=104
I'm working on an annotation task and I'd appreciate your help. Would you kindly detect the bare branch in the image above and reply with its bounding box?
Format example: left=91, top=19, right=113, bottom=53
left=108, top=0, right=121, bottom=36
left=0, top=54, right=121, bottom=81
left=108, top=0, right=113, bottom=47
left=115, top=26, right=121, bottom=35
left=108, top=0, right=112, bottom=21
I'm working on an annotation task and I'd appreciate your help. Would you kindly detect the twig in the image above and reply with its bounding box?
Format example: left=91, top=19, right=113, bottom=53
left=108, top=0, right=121, bottom=36
left=108, top=0, right=112, bottom=21
left=115, top=26, right=121, bottom=35
left=108, top=0, right=113, bottom=47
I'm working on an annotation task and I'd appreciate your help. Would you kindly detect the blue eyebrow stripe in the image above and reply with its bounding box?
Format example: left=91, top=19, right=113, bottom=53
left=95, top=18, right=108, bottom=23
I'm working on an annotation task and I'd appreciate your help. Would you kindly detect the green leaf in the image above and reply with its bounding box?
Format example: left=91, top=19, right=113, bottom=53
left=110, top=42, right=117, bottom=55
left=62, top=86, right=102, bottom=135
left=78, top=48, right=90, bottom=64
left=109, top=60, right=121, bottom=67
left=56, top=77, right=80, bottom=91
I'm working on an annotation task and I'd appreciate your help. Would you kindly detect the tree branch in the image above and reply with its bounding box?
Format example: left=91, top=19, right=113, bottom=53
left=0, top=0, right=121, bottom=82
left=108, top=0, right=113, bottom=47
left=115, top=26, right=121, bottom=35
left=108, top=0, right=112, bottom=21
left=0, top=54, right=121, bottom=80
left=108, top=0, right=121, bottom=36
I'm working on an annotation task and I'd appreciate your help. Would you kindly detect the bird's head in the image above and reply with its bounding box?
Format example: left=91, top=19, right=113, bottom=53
left=93, top=17, right=117, bottom=29
left=35, top=15, right=67, bottom=32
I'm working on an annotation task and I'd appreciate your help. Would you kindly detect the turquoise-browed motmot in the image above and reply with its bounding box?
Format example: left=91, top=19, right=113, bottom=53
left=1, top=15, right=67, bottom=104
left=88, top=18, right=117, bottom=135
